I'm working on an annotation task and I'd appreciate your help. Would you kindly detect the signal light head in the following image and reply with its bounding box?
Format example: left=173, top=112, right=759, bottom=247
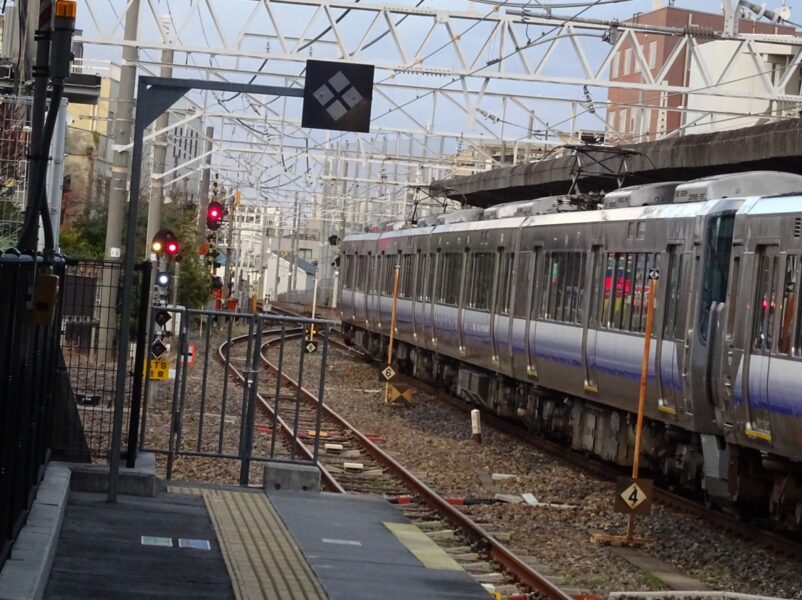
left=207, top=201, right=224, bottom=231
left=152, top=229, right=179, bottom=258
left=156, top=272, right=170, bottom=286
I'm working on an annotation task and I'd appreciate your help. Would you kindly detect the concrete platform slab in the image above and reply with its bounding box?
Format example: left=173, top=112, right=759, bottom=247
left=268, top=490, right=489, bottom=600
left=43, top=491, right=234, bottom=600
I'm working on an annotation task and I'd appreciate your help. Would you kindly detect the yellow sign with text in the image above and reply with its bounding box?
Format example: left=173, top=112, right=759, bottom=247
left=145, top=359, right=170, bottom=381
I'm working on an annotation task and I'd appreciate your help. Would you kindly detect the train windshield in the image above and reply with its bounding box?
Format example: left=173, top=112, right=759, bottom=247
left=699, top=212, right=735, bottom=342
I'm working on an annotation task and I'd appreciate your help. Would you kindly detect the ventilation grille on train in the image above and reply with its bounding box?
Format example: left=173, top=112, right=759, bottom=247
left=795, top=217, right=801, bottom=238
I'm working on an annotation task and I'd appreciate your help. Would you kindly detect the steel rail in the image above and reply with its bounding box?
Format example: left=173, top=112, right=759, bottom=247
left=217, top=328, right=346, bottom=494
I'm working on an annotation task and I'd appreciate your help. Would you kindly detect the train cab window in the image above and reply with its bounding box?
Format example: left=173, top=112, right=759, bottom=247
left=465, top=253, right=494, bottom=311
left=513, top=251, right=533, bottom=319
left=753, top=247, right=779, bottom=352
left=780, top=255, right=798, bottom=355
left=496, top=252, right=513, bottom=316
left=439, top=252, right=463, bottom=306
left=700, top=213, right=735, bottom=342
left=399, top=254, right=415, bottom=298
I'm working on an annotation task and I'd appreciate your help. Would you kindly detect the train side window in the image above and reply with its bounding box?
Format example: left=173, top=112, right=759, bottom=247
left=513, top=251, right=533, bottom=319
left=398, top=254, right=414, bottom=298
left=780, top=255, right=798, bottom=355
left=573, top=253, right=587, bottom=323
left=600, top=254, right=616, bottom=326
left=466, top=253, right=493, bottom=311
left=588, top=246, right=603, bottom=327
left=620, top=253, right=635, bottom=330
left=368, top=254, right=376, bottom=293
left=610, top=253, right=627, bottom=329
left=439, top=252, right=462, bottom=306
left=753, top=248, right=779, bottom=352
left=724, top=255, right=741, bottom=340
left=664, top=246, right=683, bottom=340
left=415, top=252, right=427, bottom=301
left=631, top=253, right=648, bottom=331
left=426, top=253, right=437, bottom=302
left=496, top=251, right=513, bottom=316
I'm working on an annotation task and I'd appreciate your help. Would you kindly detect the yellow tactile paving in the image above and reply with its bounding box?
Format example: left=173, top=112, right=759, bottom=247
left=203, top=490, right=327, bottom=600
left=167, top=485, right=205, bottom=495
left=383, top=522, right=464, bottom=571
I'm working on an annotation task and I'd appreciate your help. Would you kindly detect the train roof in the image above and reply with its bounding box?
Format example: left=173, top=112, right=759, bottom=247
left=738, top=194, right=802, bottom=216
left=674, top=171, right=802, bottom=203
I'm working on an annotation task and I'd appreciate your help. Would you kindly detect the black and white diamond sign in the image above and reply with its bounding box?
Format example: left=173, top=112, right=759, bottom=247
left=302, top=60, right=374, bottom=133
left=305, top=340, right=318, bottom=354
left=381, top=365, right=396, bottom=382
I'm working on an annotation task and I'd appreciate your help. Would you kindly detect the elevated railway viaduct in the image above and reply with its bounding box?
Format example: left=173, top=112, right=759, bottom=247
left=431, top=118, right=802, bottom=206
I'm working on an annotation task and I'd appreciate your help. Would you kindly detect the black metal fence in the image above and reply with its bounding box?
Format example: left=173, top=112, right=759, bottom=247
left=0, top=253, right=64, bottom=569
left=53, top=259, right=150, bottom=462
left=136, top=306, right=332, bottom=486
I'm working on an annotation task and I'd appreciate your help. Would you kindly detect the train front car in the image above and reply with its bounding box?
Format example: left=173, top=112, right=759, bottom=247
left=711, top=193, right=802, bottom=527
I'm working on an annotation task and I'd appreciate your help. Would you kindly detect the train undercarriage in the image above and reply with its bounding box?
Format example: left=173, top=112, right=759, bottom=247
left=345, top=324, right=802, bottom=533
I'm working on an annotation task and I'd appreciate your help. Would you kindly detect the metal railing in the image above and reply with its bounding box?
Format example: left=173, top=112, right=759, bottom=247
left=135, top=306, right=333, bottom=486
left=0, top=254, right=64, bottom=570
left=53, top=259, right=150, bottom=462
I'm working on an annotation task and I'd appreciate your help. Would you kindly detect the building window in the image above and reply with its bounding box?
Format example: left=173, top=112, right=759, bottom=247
left=623, top=48, right=632, bottom=75
left=648, top=40, right=657, bottom=70
left=619, top=109, right=627, bottom=133
left=611, top=52, right=620, bottom=79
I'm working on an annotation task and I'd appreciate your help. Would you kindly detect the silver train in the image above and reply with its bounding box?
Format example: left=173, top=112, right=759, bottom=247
left=339, top=171, right=802, bottom=528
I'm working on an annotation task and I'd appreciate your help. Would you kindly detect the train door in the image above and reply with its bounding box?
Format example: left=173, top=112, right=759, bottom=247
left=411, top=249, right=422, bottom=341
left=657, top=244, right=684, bottom=416
left=428, top=251, right=440, bottom=348
left=363, top=252, right=373, bottom=326
left=492, top=249, right=514, bottom=372
left=525, top=247, right=542, bottom=378
left=582, top=245, right=603, bottom=393
left=743, top=245, right=779, bottom=439
left=687, top=212, right=734, bottom=426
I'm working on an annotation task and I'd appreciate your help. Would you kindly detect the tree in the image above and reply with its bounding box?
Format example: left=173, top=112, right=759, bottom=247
left=59, top=200, right=107, bottom=258
left=161, top=201, right=210, bottom=309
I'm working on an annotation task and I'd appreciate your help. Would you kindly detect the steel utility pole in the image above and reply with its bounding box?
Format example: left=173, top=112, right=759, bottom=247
left=289, top=193, right=300, bottom=293
left=196, top=125, right=214, bottom=244
left=144, top=16, right=174, bottom=258
left=99, top=0, right=140, bottom=353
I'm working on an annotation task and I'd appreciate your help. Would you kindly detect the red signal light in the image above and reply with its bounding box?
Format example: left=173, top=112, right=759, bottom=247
left=166, top=241, right=179, bottom=256
left=207, top=201, right=224, bottom=231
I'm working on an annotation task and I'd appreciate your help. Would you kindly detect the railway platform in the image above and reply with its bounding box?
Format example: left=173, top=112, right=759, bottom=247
left=24, top=467, right=489, bottom=599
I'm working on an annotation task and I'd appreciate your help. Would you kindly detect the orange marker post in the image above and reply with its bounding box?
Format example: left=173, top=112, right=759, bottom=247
left=593, top=269, right=658, bottom=546
left=384, top=264, right=401, bottom=404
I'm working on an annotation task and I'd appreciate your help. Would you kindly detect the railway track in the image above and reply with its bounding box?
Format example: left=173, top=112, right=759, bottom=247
left=316, top=331, right=802, bottom=564
left=218, top=322, right=573, bottom=600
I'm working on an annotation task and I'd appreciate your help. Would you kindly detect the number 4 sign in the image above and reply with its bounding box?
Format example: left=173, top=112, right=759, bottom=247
left=614, top=477, right=653, bottom=516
